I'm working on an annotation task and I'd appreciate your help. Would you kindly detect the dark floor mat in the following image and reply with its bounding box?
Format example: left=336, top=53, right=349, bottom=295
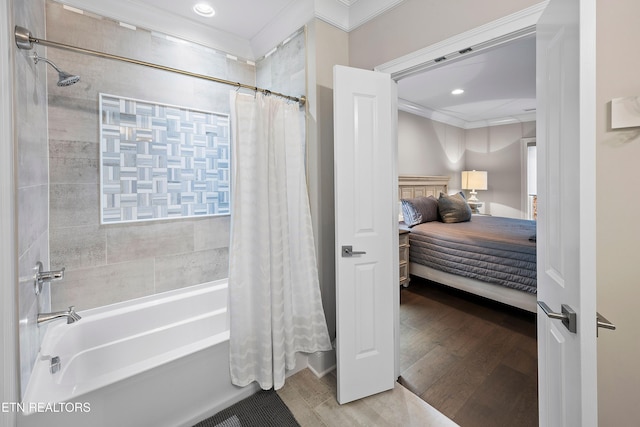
left=193, top=390, right=300, bottom=427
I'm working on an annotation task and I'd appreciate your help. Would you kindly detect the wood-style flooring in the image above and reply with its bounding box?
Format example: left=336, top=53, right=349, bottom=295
left=278, top=368, right=457, bottom=427
left=399, top=277, right=538, bottom=427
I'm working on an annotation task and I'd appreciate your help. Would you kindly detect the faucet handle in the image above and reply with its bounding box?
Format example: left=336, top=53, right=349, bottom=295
left=67, top=306, right=81, bottom=323
left=33, top=261, right=66, bottom=295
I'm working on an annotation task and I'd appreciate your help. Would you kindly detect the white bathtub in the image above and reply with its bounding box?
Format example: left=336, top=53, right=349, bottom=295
left=18, top=279, right=258, bottom=427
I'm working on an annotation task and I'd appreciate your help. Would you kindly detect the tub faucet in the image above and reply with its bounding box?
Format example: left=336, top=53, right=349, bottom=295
left=37, top=306, right=81, bottom=325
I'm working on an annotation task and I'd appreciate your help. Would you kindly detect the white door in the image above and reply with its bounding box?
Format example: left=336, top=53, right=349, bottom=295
left=536, top=0, right=597, bottom=425
left=333, top=65, right=398, bottom=404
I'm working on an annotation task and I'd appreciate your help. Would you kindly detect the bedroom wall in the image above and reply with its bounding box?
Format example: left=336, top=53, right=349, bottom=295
left=595, top=0, right=640, bottom=424
left=465, top=121, right=536, bottom=218
left=398, top=110, right=535, bottom=218
left=397, top=111, right=465, bottom=191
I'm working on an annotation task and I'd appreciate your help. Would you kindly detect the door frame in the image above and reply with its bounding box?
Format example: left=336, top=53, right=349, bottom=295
left=371, top=0, right=601, bottom=420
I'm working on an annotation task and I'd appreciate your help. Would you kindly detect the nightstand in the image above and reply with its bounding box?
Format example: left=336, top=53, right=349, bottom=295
left=399, top=229, right=410, bottom=287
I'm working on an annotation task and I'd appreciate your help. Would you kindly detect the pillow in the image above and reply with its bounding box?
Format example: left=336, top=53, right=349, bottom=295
left=438, top=192, right=472, bottom=223
left=401, top=196, right=439, bottom=227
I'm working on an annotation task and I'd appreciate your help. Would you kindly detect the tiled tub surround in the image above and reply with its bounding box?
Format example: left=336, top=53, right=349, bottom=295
left=15, top=0, right=51, bottom=397
left=45, top=1, right=249, bottom=311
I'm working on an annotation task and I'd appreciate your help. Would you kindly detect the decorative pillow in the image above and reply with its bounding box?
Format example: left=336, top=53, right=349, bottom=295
left=401, top=196, right=439, bottom=227
left=438, top=192, right=472, bottom=223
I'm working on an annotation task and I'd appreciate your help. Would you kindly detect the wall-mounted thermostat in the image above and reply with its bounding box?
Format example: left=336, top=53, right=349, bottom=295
left=611, top=96, right=640, bottom=129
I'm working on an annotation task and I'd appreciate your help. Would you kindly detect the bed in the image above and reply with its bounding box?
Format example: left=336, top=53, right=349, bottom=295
left=399, top=175, right=537, bottom=313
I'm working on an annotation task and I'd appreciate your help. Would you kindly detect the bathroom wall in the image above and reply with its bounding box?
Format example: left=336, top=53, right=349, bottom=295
left=45, top=1, right=254, bottom=311
left=14, top=0, right=50, bottom=397
left=45, top=2, right=307, bottom=312
left=256, top=28, right=306, bottom=104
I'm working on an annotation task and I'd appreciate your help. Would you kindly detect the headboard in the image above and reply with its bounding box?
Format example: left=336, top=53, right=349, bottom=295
left=398, top=175, right=450, bottom=200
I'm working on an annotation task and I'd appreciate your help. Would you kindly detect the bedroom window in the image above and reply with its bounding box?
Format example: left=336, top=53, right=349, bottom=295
left=521, top=138, right=537, bottom=220
left=527, top=142, right=537, bottom=220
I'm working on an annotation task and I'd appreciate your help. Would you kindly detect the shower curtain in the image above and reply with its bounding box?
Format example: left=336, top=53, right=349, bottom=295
left=228, top=92, right=332, bottom=390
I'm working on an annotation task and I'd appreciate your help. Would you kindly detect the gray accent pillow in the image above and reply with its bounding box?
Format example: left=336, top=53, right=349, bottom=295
left=401, top=196, right=439, bottom=227
left=438, top=192, right=472, bottom=223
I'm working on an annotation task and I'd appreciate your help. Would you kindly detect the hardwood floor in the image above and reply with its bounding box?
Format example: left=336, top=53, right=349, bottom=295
left=399, top=277, right=538, bottom=427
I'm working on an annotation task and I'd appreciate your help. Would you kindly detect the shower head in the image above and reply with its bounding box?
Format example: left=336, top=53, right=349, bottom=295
left=33, top=52, right=80, bottom=87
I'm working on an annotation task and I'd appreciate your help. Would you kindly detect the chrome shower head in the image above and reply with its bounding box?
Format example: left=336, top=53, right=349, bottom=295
left=33, top=52, right=80, bottom=87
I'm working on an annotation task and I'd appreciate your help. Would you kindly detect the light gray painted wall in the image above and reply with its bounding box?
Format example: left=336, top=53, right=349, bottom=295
left=596, top=0, right=640, bottom=424
left=398, top=111, right=465, bottom=191
left=398, top=110, right=535, bottom=218
left=45, top=1, right=306, bottom=313
left=465, top=122, right=535, bottom=217
left=14, top=0, right=50, bottom=397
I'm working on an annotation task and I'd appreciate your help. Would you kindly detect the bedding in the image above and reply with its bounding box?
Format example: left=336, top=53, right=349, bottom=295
left=401, top=196, right=439, bottom=227
left=408, top=215, right=537, bottom=293
left=437, top=191, right=472, bottom=223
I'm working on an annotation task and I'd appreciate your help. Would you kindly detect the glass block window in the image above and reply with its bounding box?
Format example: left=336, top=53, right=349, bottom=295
left=99, top=93, right=230, bottom=223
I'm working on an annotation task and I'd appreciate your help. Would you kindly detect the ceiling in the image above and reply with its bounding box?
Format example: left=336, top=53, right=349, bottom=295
left=60, top=0, right=536, bottom=128
left=130, top=0, right=298, bottom=41
left=397, top=35, right=536, bottom=129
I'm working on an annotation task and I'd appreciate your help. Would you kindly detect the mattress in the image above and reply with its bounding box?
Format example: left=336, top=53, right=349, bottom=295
left=408, top=216, right=537, bottom=293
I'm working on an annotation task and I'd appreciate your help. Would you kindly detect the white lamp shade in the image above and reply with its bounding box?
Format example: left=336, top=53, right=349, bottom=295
left=461, top=170, right=488, bottom=190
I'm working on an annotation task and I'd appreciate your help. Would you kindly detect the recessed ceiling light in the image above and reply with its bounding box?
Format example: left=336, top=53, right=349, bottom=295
left=193, top=3, right=215, bottom=17
left=451, top=88, right=464, bottom=95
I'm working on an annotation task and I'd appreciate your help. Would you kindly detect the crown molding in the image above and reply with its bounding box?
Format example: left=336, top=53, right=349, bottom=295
left=314, top=0, right=405, bottom=32
left=399, top=99, right=536, bottom=129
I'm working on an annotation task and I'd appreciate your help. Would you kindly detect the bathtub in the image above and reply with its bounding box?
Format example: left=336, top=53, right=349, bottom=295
left=18, top=279, right=258, bottom=427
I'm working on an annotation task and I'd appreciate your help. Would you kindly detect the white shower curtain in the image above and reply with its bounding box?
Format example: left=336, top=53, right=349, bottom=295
left=228, top=92, right=332, bottom=390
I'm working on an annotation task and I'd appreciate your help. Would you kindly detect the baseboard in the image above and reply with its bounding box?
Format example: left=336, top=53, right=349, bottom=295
left=307, top=349, right=336, bottom=378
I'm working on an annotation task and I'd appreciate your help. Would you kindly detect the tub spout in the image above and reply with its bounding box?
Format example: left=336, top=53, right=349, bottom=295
left=37, top=306, right=81, bottom=325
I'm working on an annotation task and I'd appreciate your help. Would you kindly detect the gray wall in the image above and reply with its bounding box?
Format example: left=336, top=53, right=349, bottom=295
left=465, top=121, right=536, bottom=217
left=304, top=19, right=350, bottom=373
left=398, top=110, right=535, bottom=218
left=45, top=1, right=306, bottom=312
left=398, top=111, right=466, bottom=190
left=14, top=0, right=50, bottom=397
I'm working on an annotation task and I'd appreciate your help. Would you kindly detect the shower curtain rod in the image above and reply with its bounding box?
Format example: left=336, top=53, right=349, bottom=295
left=14, top=26, right=306, bottom=106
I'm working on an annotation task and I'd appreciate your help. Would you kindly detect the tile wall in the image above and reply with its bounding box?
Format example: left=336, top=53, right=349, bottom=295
left=45, top=1, right=252, bottom=311
left=14, top=0, right=49, bottom=397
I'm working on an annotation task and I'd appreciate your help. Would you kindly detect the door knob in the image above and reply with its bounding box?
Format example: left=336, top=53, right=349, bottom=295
left=341, top=245, right=366, bottom=257
left=538, top=301, right=577, bottom=333
left=596, top=312, right=616, bottom=337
